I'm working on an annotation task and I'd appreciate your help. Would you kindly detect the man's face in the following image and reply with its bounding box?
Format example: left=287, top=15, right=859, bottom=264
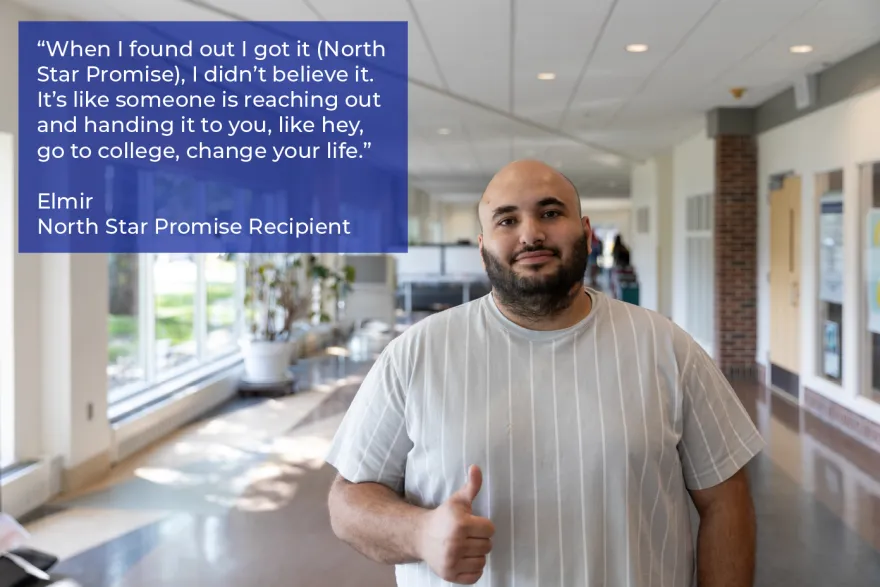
left=478, top=172, right=591, bottom=313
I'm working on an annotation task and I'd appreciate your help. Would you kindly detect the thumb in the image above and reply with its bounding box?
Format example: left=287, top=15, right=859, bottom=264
left=454, top=465, right=482, bottom=504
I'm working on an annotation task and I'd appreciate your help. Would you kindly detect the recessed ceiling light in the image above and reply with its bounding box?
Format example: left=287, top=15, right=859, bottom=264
left=790, top=44, right=813, bottom=54
left=537, top=72, right=556, bottom=80
left=594, top=153, right=623, bottom=166
left=437, top=128, right=451, bottom=135
left=626, top=44, right=649, bottom=53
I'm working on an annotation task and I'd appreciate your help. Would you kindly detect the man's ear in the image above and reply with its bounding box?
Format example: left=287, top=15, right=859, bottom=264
left=583, top=216, right=593, bottom=253
left=478, top=234, right=486, bottom=271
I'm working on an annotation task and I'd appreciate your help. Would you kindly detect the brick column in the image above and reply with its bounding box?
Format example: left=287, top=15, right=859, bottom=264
left=713, top=133, right=758, bottom=378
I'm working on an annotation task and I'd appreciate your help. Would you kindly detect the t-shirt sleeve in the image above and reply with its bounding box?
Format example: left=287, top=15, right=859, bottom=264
left=324, top=344, right=413, bottom=493
left=677, top=341, right=766, bottom=491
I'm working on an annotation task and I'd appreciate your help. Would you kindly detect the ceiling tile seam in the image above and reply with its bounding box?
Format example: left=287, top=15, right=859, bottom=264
left=171, top=1, right=453, bottom=181
left=182, top=0, right=637, bottom=162
left=406, top=0, right=452, bottom=92
left=694, top=0, right=826, bottom=103
left=601, top=0, right=727, bottom=129
left=183, top=0, right=441, bottom=100
left=406, top=78, right=637, bottom=162
left=556, top=0, right=620, bottom=130
left=301, top=0, right=325, bottom=20
left=509, top=0, right=516, bottom=115
left=509, top=0, right=517, bottom=162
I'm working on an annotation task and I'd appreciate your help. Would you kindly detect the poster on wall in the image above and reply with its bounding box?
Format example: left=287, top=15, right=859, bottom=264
left=823, top=320, right=841, bottom=379
left=867, top=208, right=880, bottom=334
left=819, top=192, right=844, bottom=305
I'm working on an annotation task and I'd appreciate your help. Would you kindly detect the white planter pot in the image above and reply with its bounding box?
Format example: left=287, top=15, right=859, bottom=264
left=240, top=339, right=293, bottom=384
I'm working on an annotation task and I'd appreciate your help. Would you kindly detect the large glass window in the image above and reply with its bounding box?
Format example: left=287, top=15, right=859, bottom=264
left=108, top=253, right=144, bottom=391
left=816, top=170, right=844, bottom=384
left=205, top=254, right=239, bottom=357
left=107, top=169, right=245, bottom=405
left=860, top=162, right=880, bottom=404
left=154, top=253, right=198, bottom=377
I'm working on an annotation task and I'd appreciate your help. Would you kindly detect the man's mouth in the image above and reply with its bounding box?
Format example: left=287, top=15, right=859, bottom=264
left=514, top=250, right=556, bottom=264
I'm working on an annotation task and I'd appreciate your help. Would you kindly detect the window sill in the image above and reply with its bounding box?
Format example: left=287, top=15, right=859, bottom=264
left=108, top=352, right=243, bottom=424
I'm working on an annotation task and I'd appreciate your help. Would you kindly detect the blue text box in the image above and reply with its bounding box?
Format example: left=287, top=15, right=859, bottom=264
left=19, top=21, right=409, bottom=254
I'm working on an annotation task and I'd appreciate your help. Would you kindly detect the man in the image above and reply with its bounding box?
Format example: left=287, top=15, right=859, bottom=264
left=325, top=159, right=764, bottom=586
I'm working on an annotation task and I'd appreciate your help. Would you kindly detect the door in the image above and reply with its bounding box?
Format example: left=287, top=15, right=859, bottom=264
left=769, top=175, right=801, bottom=376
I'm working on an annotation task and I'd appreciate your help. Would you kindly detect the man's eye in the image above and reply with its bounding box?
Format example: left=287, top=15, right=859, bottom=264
left=544, top=210, right=561, bottom=217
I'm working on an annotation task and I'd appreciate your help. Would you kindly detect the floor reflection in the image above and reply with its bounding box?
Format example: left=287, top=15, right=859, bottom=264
left=736, top=381, right=880, bottom=554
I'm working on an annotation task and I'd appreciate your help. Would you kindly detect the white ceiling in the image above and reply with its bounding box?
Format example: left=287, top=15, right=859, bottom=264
left=14, top=0, right=880, bottom=199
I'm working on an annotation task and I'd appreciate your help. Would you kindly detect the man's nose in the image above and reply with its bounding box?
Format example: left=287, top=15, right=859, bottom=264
left=518, top=218, right=546, bottom=245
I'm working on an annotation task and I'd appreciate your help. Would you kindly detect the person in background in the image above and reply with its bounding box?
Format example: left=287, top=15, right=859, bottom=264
left=612, top=234, right=631, bottom=269
left=324, top=159, right=763, bottom=587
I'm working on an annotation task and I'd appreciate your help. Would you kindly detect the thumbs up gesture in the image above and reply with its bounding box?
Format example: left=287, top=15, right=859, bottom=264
left=417, top=465, right=495, bottom=584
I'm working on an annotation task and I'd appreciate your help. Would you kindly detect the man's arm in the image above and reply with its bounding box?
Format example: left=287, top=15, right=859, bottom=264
left=673, top=329, right=765, bottom=586
left=327, top=475, right=427, bottom=565
left=689, top=468, right=757, bottom=587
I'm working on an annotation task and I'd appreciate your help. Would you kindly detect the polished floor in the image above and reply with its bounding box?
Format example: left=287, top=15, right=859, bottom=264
left=20, top=338, right=880, bottom=586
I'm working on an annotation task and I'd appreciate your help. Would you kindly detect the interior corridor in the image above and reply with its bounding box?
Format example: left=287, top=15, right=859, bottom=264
left=20, top=338, right=880, bottom=587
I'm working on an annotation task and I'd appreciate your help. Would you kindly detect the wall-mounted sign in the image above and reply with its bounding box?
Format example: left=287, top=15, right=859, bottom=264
left=823, top=320, right=841, bottom=379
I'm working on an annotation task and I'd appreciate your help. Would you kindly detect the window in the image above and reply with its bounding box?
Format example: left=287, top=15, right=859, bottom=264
left=108, top=253, right=145, bottom=391
left=107, top=168, right=245, bottom=405
left=816, top=170, right=844, bottom=384
left=205, top=254, right=239, bottom=357
left=153, top=253, right=198, bottom=377
left=685, top=193, right=714, bottom=352
left=859, top=162, right=880, bottom=404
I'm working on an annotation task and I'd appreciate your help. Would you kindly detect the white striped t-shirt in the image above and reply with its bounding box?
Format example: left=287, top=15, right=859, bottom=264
left=325, top=288, right=765, bottom=587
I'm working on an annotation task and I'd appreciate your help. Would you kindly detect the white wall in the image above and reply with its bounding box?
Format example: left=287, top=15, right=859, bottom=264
left=672, top=131, right=715, bottom=331
left=442, top=202, right=480, bottom=243
left=630, top=160, right=659, bottom=311
left=629, top=130, right=714, bottom=338
left=757, top=85, right=880, bottom=426
left=656, top=151, right=675, bottom=318
left=1, top=0, right=46, bottom=468
left=629, top=153, right=675, bottom=316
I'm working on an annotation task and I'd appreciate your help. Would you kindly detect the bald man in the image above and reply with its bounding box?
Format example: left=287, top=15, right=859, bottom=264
left=325, top=160, right=764, bottom=587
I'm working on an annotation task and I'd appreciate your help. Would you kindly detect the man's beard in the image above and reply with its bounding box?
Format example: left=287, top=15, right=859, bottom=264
left=482, top=233, right=589, bottom=321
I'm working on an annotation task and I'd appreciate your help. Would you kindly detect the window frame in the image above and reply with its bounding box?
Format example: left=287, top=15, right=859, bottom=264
left=858, top=161, right=880, bottom=404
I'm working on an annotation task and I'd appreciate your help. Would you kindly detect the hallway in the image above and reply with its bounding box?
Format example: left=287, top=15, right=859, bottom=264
left=21, top=349, right=880, bottom=586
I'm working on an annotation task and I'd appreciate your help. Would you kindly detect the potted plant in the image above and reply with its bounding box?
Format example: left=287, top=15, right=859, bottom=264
left=239, top=253, right=311, bottom=383
left=308, top=257, right=356, bottom=323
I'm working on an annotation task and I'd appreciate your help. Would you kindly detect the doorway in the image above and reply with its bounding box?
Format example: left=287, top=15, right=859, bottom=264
left=769, top=174, right=801, bottom=398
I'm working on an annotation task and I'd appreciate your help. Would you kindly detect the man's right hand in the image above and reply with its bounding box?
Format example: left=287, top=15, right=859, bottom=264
left=417, top=465, right=495, bottom=585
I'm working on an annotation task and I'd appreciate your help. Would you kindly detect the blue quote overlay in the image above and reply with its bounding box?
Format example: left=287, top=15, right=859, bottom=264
left=18, top=21, right=409, bottom=253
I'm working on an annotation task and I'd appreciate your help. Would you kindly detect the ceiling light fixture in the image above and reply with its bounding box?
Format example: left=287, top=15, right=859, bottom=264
left=437, top=128, right=451, bottom=135
left=790, top=44, right=813, bottom=54
left=537, top=72, right=556, bottom=80
left=626, top=44, right=649, bottom=53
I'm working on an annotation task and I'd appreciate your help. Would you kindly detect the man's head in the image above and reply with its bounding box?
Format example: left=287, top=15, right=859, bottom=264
left=477, top=160, right=592, bottom=320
